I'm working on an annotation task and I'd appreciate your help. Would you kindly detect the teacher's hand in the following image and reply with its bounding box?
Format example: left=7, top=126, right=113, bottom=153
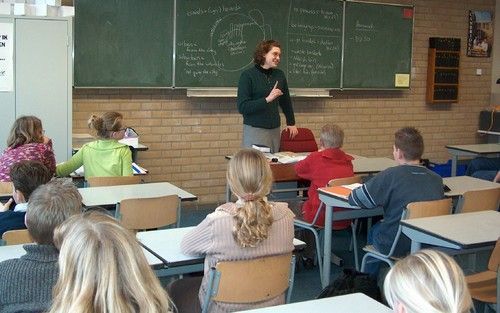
left=265, top=81, right=283, bottom=103
left=284, top=125, right=298, bottom=139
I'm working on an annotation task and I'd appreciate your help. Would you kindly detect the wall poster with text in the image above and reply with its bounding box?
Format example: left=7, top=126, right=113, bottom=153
left=467, top=10, right=493, bottom=57
left=0, top=22, right=13, bottom=92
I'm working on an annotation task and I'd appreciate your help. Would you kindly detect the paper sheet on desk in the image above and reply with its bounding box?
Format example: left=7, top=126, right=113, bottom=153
left=264, top=152, right=308, bottom=164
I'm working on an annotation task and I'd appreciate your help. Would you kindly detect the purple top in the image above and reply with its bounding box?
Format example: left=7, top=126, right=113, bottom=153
left=0, top=141, right=56, bottom=181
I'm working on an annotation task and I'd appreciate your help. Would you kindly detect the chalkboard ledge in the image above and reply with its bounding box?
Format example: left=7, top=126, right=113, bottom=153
left=186, top=88, right=332, bottom=98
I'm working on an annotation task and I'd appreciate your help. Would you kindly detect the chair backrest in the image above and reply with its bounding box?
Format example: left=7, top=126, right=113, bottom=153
left=279, top=128, right=318, bottom=153
left=328, top=175, right=362, bottom=187
left=488, top=237, right=500, bottom=272
left=384, top=198, right=452, bottom=257
left=202, top=253, right=295, bottom=313
left=87, top=176, right=142, bottom=187
left=405, top=198, right=453, bottom=219
left=2, top=229, right=33, bottom=246
left=116, top=195, right=179, bottom=231
left=0, top=181, right=13, bottom=195
left=458, top=187, right=500, bottom=213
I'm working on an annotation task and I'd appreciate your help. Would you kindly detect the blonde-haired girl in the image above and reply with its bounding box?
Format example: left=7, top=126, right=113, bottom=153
left=49, top=211, right=171, bottom=313
left=384, top=249, right=473, bottom=313
left=56, top=111, right=132, bottom=179
left=180, top=148, right=294, bottom=312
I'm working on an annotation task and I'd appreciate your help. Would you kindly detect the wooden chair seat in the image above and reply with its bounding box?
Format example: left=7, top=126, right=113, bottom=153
left=466, top=271, right=496, bottom=285
left=87, top=175, right=141, bottom=187
left=362, top=245, right=401, bottom=262
left=468, top=284, right=496, bottom=303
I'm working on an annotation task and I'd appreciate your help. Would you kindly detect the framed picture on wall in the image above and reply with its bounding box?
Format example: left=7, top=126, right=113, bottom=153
left=467, top=10, right=493, bottom=57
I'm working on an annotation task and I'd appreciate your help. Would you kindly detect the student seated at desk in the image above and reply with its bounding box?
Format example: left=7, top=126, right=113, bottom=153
left=294, top=124, right=354, bottom=264
left=0, top=179, right=81, bottom=313
left=0, top=116, right=55, bottom=181
left=465, top=156, right=500, bottom=182
left=0, top=161, right=52, bottom=236
left=348, top=127, right=444, bottom=275
left=48, top=211, right=172, bottom=313
left=56, top=111, right=133, bottom=179
left=384, top=249, right=473, bottom=313
left=179, top=149, right=294, bottom=313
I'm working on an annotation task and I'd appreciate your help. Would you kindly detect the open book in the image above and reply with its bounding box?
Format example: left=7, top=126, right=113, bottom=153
left=319, top=183, right=363, bottom=200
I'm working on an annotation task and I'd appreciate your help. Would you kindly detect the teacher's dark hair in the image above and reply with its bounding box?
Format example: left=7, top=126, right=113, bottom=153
left=253, top=40, right=281, bottom=65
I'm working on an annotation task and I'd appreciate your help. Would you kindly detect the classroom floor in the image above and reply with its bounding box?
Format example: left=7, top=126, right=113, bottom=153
left=173, top=205, right=492, bottom=310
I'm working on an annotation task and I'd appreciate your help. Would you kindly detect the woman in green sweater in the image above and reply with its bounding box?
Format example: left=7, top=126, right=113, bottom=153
left=56, top=111, right=133, bottom=179
left=237, top=40, right=298, bottom=153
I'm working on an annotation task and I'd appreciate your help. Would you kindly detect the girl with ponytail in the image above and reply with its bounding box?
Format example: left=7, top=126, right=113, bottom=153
left=180, top=148, right=294, bottom=313
left=56, top=111, right=132, bottom=179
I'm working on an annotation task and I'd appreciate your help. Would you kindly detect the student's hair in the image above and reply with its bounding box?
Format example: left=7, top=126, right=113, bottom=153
left=253, top=39, right=281, bottom=65
left=88, top=111, right=124, bottom=139
left=394, top=126, right=424, bottom=161
left=227, top=149, right=274, bottom=247
left=384, top=249, right=473, bottom=313
left=6, top=115, right=44, bottom=148
left=49, top=211, right=171, bottom=313
left=320, top=124, right=344, bottom=148
left=10, top=160, right=51, bottom=200
left=26, top=179, right=81, bottom=245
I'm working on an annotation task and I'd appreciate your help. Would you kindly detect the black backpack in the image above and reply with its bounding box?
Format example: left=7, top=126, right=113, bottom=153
left=316, top=268, right=382, bottom=302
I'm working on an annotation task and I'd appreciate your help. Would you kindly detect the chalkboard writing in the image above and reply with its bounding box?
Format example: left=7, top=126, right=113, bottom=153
left=343, top=2, right=413, bottom=89
left=175, top=0, right=343, bottom=88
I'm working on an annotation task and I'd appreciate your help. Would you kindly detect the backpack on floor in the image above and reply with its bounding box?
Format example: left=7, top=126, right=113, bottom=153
left=316, top=268, right=381, bottom=301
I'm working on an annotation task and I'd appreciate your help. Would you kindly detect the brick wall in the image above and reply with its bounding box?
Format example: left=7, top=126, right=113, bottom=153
left=73, top=0, right=496, bottom=205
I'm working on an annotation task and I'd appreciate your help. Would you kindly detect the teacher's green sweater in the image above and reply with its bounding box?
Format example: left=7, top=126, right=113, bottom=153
left=237, top=65, right=295, bottom=129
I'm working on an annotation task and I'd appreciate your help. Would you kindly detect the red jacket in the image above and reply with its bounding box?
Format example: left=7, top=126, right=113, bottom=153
left=294, top=148, right=354, bottom=229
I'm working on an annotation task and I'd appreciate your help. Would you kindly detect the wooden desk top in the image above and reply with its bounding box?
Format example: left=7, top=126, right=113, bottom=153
left=240, top=293, right=392, bottom=313
left=401, top=211, right=500, bottom=249
left=443, top=176, right=499, bottom=197
left=445, top=143, right=500, bottom=154
left=78, top=182, right=197, bottom=207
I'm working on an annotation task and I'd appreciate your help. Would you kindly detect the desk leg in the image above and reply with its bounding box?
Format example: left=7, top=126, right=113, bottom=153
left=451, top=155, right=458, bottom=177
left=322, top=204, right=333, bottom=288
left=410, top=240, right=421, bottom=253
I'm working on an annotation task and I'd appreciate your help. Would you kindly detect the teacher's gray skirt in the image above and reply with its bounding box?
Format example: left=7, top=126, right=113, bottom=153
left=242, top=124, right=281, bottom=153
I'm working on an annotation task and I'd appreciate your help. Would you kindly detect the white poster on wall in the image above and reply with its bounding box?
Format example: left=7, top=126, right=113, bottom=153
left=0, top=23, right=14, bottom=92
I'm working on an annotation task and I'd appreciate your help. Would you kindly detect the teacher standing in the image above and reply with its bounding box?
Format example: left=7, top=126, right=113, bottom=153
left=237, top=40, right=298, bottom=153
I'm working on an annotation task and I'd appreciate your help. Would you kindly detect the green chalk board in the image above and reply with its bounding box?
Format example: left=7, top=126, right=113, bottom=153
left=175, top=0, right=343, bottom=88
left=74, top=0, right=173, bottom=87
left=342, top=2, right=413, bottom=89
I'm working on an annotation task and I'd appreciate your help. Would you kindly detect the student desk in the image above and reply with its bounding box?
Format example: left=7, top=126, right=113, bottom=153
left=401, top=211, right=500, bottom=253
left=445, top=143, right=500, bottom=176
left=317, top=190, right=383, bottom=288
left=0, top=243, right=164, bottom=268
left=137, top=227, right=306, bottom=277
left=239, top=293, right=392, bottom=313
left=443, top=175, right=499, bottom=197
left=78, top=182, right=197, bottom=207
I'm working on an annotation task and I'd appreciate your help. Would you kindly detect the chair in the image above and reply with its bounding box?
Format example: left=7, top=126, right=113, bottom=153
left=115, top=195, right=180, bottom=231
left=294, top=175, right=362, bottom=282
left=279, top=128, right=318, bottom=153
left=466, top=238, right=500, bottom=313
left=360, top=198, right=452, bottom=272
left=457, top=187, right=500, bottom=213
left=0, top=181, right=13, bottom=195
left=201, top=253, right=296, bottom=313
left=1, top=229, right=33, bottom=246
left=86, top=175, right=142, bottom=187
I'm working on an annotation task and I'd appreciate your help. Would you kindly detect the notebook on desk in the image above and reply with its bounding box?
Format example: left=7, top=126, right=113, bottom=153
left=319, top=183, right=362, bottom=200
